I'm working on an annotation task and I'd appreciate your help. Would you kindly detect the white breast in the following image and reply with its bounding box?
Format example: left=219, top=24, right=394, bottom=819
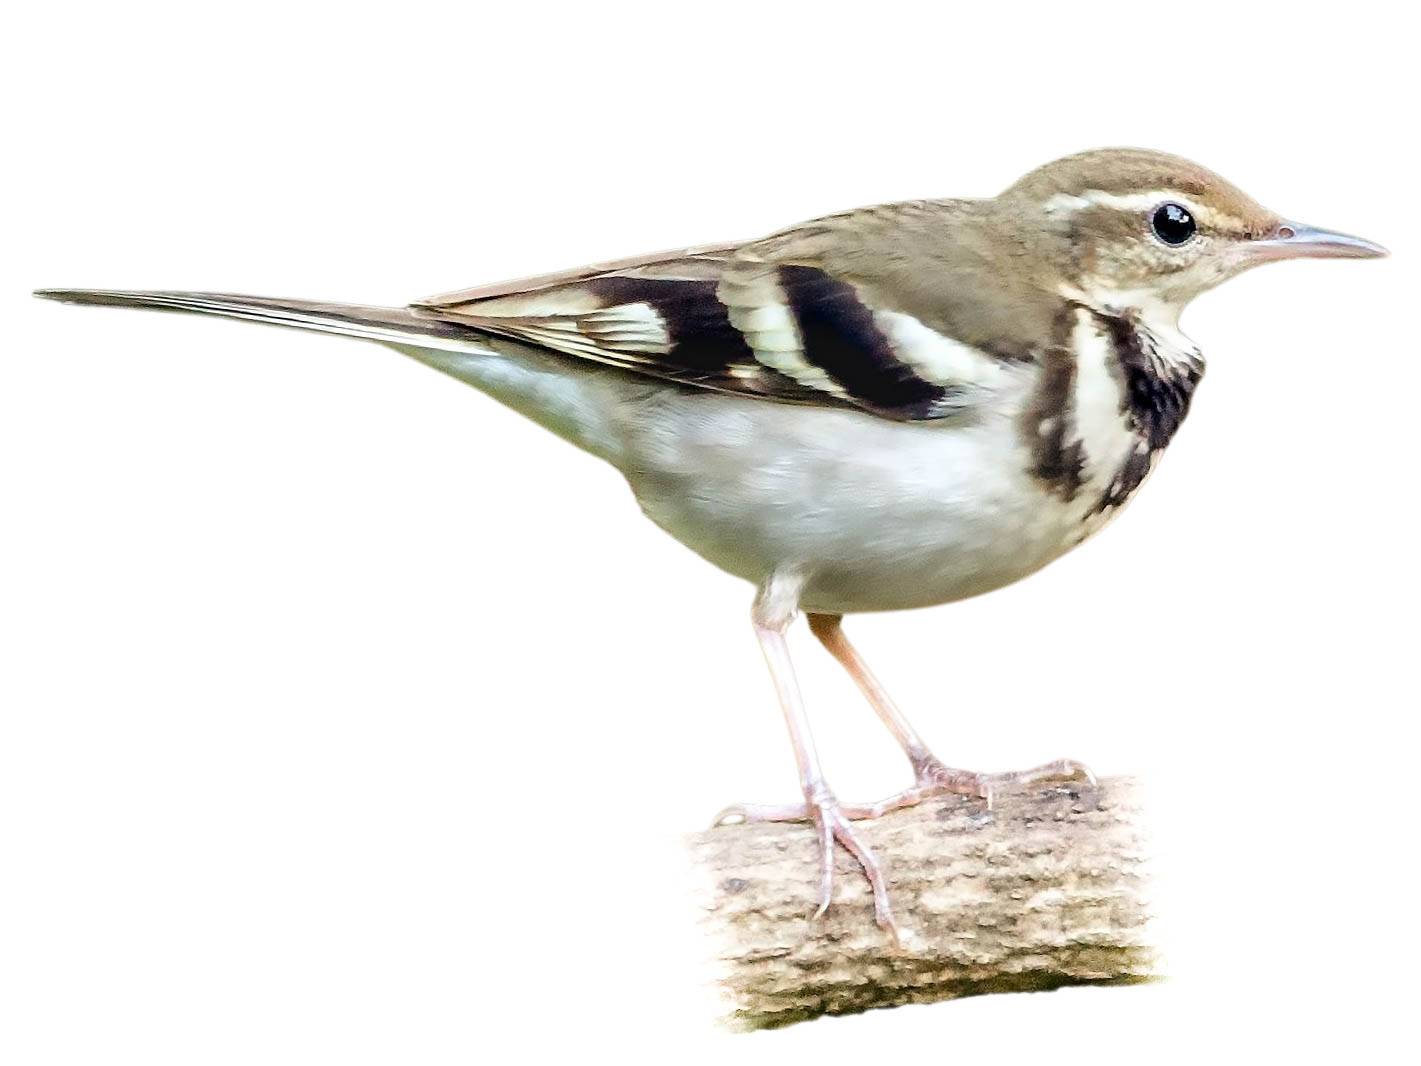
left=1068, top=308, right=1138, bottom=504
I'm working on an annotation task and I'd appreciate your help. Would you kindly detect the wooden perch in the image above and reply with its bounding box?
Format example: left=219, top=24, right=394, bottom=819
left=690, top=776, right=1155, bottom=1028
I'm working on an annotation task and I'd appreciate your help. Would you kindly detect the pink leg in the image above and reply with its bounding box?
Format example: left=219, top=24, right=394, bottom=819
left=712, top=586, right=899, bottom=937
left=810, top=613, right=1094, bottom=814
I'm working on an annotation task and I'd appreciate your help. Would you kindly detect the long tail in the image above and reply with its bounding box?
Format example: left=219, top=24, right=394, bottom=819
left=32, top=289, right=498, bottom=356
left=33, top=288, right=629, bottom=462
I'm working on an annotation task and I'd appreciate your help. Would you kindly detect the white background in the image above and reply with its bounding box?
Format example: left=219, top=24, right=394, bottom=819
left=4, top=2, right=1417, bottom=1061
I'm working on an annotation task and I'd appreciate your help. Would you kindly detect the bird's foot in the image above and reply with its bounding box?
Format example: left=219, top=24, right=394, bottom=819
left=712, top=785, right=899, bottom=940
left=710, top=759, right=1093, bottom=937
left=906, top=754, right=1098, bottom=812
left=715, top=756, right=1096, bottom=825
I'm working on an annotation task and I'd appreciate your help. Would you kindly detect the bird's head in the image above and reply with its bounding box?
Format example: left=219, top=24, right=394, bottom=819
left=998, top=148, right=1386, bottom=321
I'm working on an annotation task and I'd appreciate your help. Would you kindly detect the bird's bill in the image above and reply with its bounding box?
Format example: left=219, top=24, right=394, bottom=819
left=1247, top=221, right=1389, bottom=261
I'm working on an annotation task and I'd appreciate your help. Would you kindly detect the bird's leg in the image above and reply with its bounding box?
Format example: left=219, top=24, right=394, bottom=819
left=806, top=613, right=1095, bottom=814
left=712, top=584, right=898, bottom=936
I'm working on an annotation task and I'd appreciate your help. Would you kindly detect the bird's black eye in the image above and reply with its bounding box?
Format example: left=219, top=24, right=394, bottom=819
left=1151, top=202, right=1197, bottom=246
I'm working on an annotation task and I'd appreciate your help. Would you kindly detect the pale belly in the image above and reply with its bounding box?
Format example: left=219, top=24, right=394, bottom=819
left=613, top=388, right=1125, bottom=614
left=403, top=331, right=1153, bottom=614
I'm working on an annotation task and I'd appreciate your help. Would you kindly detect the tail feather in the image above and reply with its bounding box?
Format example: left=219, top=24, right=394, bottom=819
left=33, top=287, right=631, bottom=460
left=33, top=289, right=498, bottom=356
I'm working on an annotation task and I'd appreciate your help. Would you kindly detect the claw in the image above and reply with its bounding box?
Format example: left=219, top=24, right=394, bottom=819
left=813, top=815, right=835, bottom=919
left=710, top=805, right=746, bottom=828
left=713, top=789, right=900, bottom=938
left=979, top=757, right=1097, bottom=792
left=807, top=793, right=899, bottom=939
left=711, top=801, right=814, bottom=827
left=982, top=780, right=999, bottom=812
left=711, top=757, right=1095, bottom=939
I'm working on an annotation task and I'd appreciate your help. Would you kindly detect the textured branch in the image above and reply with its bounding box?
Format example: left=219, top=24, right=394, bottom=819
left=690, top=777, right=1155, bottom=1028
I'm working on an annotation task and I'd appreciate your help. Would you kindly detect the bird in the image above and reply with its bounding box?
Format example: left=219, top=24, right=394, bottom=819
left=35, top=148, right=1386, bottom=938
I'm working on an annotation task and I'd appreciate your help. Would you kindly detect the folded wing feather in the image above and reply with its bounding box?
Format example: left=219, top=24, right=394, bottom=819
left=411, top=230, right=1014, bottom=421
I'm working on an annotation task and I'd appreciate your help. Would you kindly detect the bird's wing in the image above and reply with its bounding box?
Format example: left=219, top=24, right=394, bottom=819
left=413, top=220, right=1018, bottom=421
